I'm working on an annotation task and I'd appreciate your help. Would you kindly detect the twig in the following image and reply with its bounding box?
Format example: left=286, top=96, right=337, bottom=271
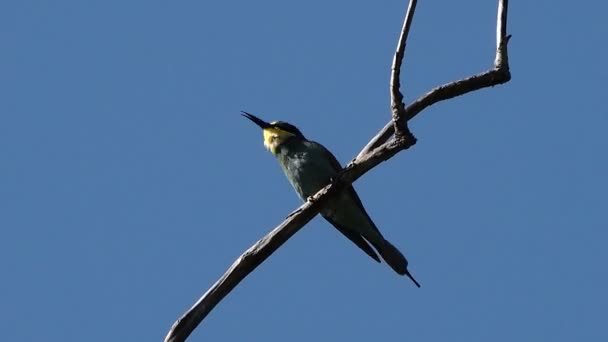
left=356, top=0, right=511, bottom=161
left=390, top=0, right=417, bottom=139
left=358, top=0, right=418, bottom=159
left=495, top=0, right=510, bottom=68
left=164, top=1, right=510, bottom=341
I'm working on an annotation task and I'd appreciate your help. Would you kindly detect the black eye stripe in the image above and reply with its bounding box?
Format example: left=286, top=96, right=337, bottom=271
left=271, top=122, right=306, bottom=139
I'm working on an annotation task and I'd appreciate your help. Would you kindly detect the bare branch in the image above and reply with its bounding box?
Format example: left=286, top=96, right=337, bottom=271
left=164, top=139, right=410, bottom=342
left=390, top=0, right=417, bottom=137
left=165, top=1, right=511, bottom=341
left=164, top=205, right=317, bottom=342
left=495, top=0, right=510, bottom=68
left=357, top=0, right=511, bottom=161
left=359, top=0, right=418, bottom=158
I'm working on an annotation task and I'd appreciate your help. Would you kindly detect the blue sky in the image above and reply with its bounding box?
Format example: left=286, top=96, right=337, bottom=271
left=1, top=0, right=606, bottom=341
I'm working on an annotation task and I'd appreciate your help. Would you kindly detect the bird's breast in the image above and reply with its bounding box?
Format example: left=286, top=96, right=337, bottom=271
left=278, top=149, right=336, bottom=200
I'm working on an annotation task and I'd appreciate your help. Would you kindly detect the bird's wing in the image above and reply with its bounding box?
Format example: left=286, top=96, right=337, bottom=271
left=313, top=141, right=419, bottom=285
left=315, top=142, right=384, bottom=236
left=322, top=214, right=381, bottom=263
left=311, top=141, right=384, bottom=262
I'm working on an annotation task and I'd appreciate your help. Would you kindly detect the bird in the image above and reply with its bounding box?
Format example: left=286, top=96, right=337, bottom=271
left=241, top=111, right=420, bottom=287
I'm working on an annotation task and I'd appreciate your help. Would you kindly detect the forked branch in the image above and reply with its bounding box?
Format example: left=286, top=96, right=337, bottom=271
left=357, top=0, right=510, bottom=160
left=165, top=1, right=510, bottom=341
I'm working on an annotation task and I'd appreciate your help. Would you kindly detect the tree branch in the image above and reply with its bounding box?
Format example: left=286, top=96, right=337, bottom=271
left=390, top=0, right=417, bottom=139
left=356, top=0, right=511, bottom=160
left=164, top=139, right=408, bottom=342
left=358, top=0, right=418, bottom=159
left=165, top=1, right=510, bottom=341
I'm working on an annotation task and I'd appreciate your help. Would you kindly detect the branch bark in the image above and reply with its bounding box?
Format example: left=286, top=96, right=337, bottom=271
left=390, top=0, right=417, bottom=139
left=165, top=1, right=510, bottom=341
left=356, top=1, right=510, bottom=160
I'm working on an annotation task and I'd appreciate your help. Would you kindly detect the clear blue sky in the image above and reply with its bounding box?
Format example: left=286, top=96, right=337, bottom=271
left=1, top=1, right=606, bottom=341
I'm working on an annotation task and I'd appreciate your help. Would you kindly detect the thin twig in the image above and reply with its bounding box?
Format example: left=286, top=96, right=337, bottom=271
left=495, top=0, right=510, bottom=68
left=165, top=1, right=511, bottom=341
left=356, top=0, right=511, bottom=161
left=390, top=0, right=417, bottom=137
left=359, top=0, right=418, bottom=158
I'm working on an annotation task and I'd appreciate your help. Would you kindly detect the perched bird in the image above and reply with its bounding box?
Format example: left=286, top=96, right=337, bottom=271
left=242, top=111, right=420, bottom=287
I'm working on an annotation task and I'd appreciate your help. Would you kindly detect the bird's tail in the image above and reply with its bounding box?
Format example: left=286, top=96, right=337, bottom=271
left=374, top=238, right=421, bottom=287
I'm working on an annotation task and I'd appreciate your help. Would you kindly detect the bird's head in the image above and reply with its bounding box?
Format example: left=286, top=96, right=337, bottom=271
left=241, top=111, right=306, bottom=154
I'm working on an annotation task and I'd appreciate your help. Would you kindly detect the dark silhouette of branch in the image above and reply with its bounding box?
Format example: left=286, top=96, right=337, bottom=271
left=164, top=1, right=510, bottom=341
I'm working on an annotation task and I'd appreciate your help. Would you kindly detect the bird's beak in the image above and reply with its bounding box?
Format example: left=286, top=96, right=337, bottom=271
left=241, top=111, right=271, bottom=129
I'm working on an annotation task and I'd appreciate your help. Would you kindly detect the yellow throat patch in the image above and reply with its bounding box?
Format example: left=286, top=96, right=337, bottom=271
left=263, top=125, right=294, bottom=154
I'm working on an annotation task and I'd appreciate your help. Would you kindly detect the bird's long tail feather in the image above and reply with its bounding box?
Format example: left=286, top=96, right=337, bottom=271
left=374, top=239, right=421, bottom=287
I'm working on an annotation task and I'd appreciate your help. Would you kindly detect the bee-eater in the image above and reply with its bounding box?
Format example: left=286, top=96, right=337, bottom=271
left=242, top=111, right=420, bottom=287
